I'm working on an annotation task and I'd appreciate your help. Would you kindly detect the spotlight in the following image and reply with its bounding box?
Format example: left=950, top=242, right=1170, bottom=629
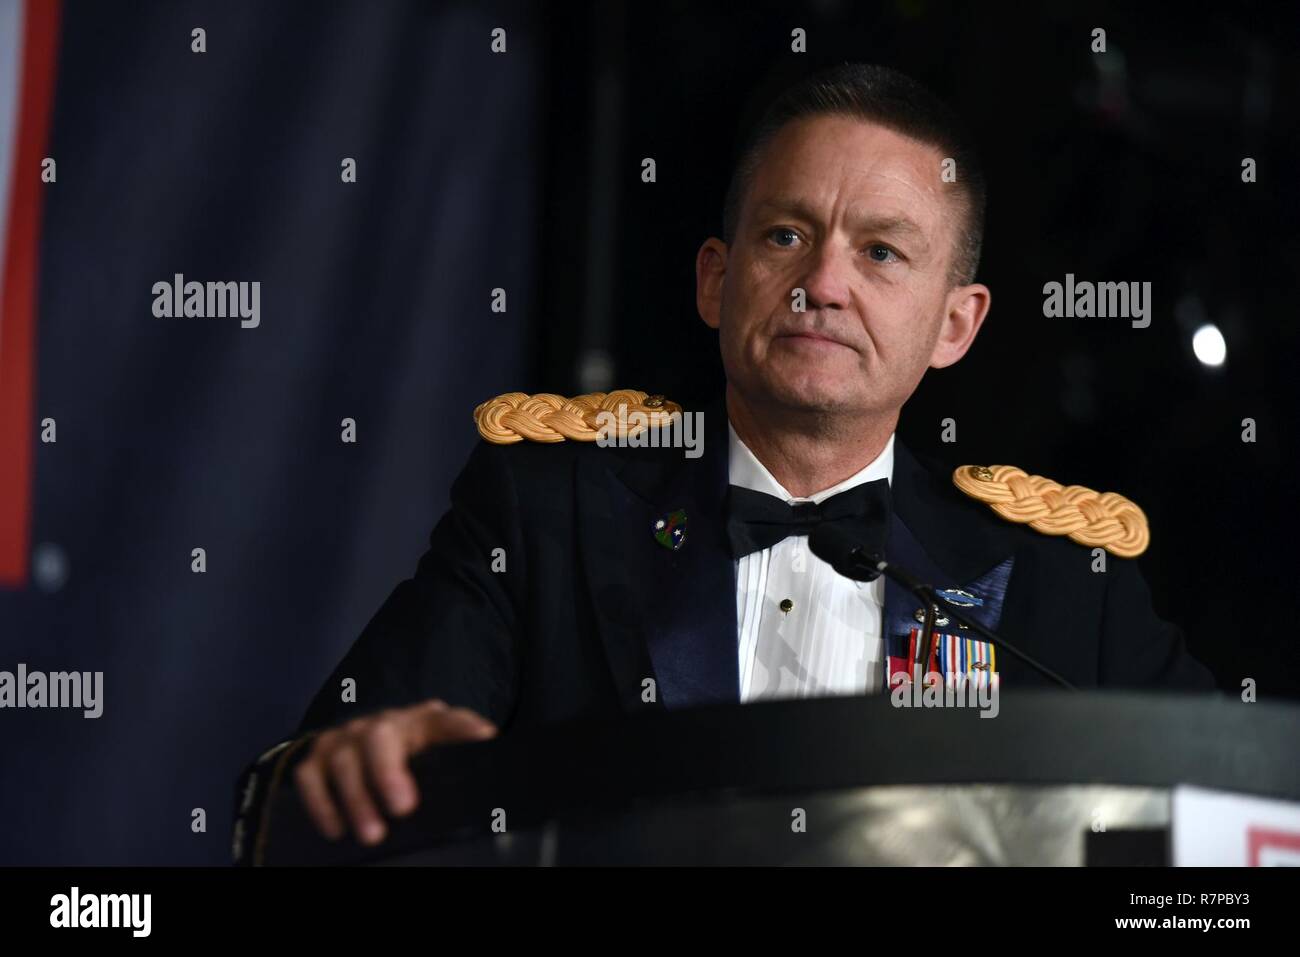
left=1191, top=324, right=1226, bottom=367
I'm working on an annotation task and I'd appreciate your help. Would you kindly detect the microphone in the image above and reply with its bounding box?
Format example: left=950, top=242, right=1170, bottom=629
left=808, top=523, right=1077, bottom=690
left=807, top=522, right=886, bottom=583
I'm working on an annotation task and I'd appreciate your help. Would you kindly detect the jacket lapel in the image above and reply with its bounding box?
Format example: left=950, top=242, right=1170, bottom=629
left=577, top=398, right=738, bottom=711
left=883, top=441, right=1020, bottom=683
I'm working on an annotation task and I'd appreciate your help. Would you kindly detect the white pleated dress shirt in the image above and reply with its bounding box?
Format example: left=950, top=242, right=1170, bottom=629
left=730, top=424, right=895, bottom=702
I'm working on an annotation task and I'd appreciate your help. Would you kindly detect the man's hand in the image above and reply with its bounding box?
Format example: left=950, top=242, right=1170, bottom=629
left=293, top=698, right=497, bottom=846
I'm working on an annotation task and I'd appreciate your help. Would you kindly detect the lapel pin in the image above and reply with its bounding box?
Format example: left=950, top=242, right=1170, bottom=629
left=937, top=587, right=982, bottom=629
left=653, top=509, right=688, bottom=551
left=937, top=587, right=981, bottom=607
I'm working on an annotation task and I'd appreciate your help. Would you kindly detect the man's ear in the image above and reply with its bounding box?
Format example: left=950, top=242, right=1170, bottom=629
left=930, top=282, right=991, bottom=369
left=696, top=238, right=728, bottom=330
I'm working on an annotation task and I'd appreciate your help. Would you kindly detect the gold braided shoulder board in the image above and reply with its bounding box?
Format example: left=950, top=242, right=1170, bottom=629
left=952, top=464, right=1150, bottom=558
left=473, top=390, right=682, bottom=444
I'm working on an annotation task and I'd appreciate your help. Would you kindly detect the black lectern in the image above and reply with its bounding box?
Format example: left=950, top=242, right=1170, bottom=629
left=235, top=691, right=1300, bottom=865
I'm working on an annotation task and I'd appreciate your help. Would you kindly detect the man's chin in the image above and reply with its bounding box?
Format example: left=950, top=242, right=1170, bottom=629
left=757, top=378, right=862, bottom=416
left=753, top=355, right=863, bottom=406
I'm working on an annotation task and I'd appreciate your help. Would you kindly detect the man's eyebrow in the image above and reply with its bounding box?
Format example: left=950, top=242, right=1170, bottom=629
left=752, top=198, right=822, bottom=224
left=849, top=213, right=929, bottom=245
left=752, top=199, right=930, bottom=249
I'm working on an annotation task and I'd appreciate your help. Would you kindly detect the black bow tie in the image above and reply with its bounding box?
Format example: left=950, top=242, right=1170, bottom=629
left=725, top=479, right=891, bottom=560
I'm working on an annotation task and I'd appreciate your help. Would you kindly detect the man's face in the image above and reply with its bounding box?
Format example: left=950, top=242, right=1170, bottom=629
left=697, top=114, right=988, bottom=420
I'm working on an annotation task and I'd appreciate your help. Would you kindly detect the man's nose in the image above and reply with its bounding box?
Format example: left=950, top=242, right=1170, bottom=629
left=796, top=242, right=853, bottom=311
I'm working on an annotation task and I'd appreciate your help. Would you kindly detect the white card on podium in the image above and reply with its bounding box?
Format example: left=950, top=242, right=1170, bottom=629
left=1172, top=785, right=1300, bottom=866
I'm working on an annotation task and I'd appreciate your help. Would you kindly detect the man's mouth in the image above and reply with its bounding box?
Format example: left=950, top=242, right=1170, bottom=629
left=774, top=330, right=854, bottom=350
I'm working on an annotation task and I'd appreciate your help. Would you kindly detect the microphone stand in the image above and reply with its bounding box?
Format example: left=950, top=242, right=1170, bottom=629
left=874, top=558, right=1077, bottom=691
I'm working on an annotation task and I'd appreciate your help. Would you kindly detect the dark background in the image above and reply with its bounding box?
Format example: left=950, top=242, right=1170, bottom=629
left=1, top=0, right=1297, bottom=865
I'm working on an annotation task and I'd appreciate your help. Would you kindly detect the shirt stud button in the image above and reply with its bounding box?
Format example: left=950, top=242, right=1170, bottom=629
left=779, top=598, right=794, bottom=615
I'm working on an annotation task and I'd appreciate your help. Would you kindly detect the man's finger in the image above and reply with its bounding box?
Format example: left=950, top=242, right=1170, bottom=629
left=328, top=745, right=387, bottom=845
left=294, top=756, right=345, bottom=841
left=401, top=706, right=496, bottom=754
left=362, top=720, right=419, bottom=816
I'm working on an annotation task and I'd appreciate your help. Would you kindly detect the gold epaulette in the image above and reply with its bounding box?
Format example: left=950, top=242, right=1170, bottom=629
left=473, top=390, right=682, bottom=444
left=953, top=464, right=1149, bottom=558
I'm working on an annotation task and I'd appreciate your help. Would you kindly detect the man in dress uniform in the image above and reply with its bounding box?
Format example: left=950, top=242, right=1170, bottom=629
left=275, top=63, right=1214, bottom=850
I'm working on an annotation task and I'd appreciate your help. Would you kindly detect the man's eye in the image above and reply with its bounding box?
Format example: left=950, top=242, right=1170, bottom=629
left=769, top=228, right=801, bottom=248
left=867, top=244, right=900, bottom=263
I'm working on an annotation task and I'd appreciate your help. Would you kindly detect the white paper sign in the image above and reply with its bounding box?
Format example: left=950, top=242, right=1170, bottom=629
left=1173, top=785, right=1300, bottom=866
